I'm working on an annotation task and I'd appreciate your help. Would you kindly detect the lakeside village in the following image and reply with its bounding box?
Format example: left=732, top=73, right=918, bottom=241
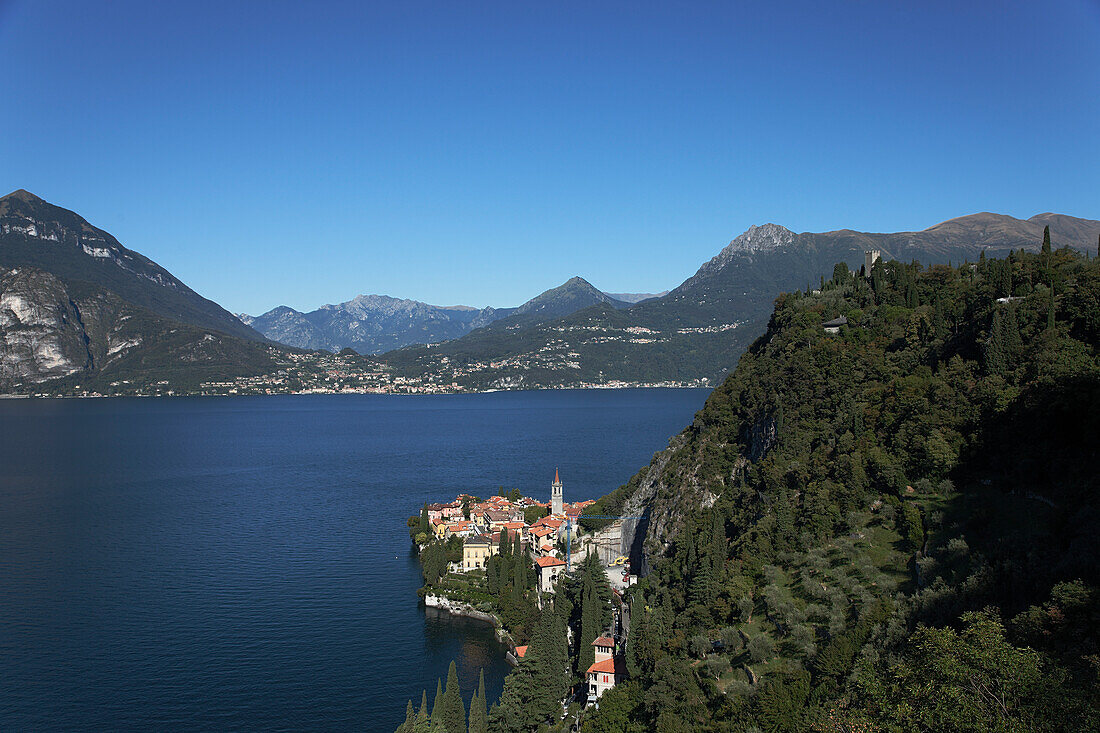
left=405, top=471, right=637, bottom=723
left=21, top=345, right=708, bottom=397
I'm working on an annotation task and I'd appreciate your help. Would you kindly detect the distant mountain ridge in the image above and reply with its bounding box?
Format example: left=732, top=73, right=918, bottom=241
left=380, top=211, right=1100, bottom=389
left=242, top=276, right=634, bottom=354
left=4, top=191, right=1098, bottom=394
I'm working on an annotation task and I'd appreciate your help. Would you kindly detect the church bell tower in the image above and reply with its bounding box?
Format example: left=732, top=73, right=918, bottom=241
left=551, top=468, right=563, bottom=516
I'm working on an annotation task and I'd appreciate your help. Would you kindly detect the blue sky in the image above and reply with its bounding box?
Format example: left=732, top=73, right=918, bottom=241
left=2, top=1, right=1098, bottom=314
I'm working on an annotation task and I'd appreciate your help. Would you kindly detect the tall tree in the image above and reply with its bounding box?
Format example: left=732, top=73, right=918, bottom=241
left=429, top=677, right=445, bottom=730
left=491, top=604, right=570, bottom=732
left=396, top=699, right=415, bottom=733
left=441, top=660, right=465, bottom=733
left=468, top=670, right=488, bottom=733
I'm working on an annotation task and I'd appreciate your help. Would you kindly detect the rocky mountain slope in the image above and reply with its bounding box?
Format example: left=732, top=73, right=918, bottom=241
left=0, top=190, right=264, bottom=341
left=0, top=264, right=279, bottom=390
left=381, top=212, right=1100, bottom=390
left=0, top=191, right=281, bottom=390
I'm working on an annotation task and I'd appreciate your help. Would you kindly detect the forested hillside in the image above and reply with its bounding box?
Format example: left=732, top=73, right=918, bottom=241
left=582, top=236, right=1100, bottom=731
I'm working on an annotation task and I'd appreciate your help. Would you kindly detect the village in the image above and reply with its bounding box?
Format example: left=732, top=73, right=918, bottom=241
left=413, top=471, right=635, bottom=706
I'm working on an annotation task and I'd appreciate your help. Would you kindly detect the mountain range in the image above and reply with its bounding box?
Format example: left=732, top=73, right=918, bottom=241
left=240, top=276, right=633, bottom=354
left=2, top=188, right=1098, bottom=393
left=378, top=213, right=1100, bottom=389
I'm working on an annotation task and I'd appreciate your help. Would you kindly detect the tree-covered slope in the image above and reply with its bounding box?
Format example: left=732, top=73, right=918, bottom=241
left=582, top=242, right=1100, bottom=732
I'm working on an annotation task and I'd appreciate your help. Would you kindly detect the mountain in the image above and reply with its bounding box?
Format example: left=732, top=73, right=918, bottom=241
left=380, top=212, right=1100, bottom=390
left=0, top=190, right=264, bottom=341
left=0, top=264, right=280, bottom=390
left=242, top=277, right=630, bottom=354
left=0, top=191, right=279, bottom=389
left=578, top=248, right=1100, bottom=731
left=607, top=290, right=669, bottom=303
left=481, top=276, right=631, bottom=331
left=240, top=296, right=500, bottom=354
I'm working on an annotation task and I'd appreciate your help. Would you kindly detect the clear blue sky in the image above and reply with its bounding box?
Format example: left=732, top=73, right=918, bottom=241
left=2, top=1, right=1098, bottom=314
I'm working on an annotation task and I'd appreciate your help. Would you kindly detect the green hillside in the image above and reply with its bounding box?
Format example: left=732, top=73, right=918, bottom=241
left=582, top=242, right=1100, bottom=731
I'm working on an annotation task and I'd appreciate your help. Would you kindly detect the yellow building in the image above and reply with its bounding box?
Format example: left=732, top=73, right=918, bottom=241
left=462, top=536, right=496, bottom=571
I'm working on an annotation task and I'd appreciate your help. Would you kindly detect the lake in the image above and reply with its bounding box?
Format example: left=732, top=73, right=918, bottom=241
left=0, top=388, right=708, bottom=731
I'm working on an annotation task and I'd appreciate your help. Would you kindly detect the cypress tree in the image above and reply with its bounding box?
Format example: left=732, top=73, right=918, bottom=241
left=577, top=556, right=606, bottom=675
left=906, top=282, right=918, bottom=308
left=985, top=309, right=1009, bottom=375
left=398, top=699, right=415, bottom=733
left=441, top=660, right=465, bottom=733
left=414, top=690, right=430, bottom=733
left=430, top=678, right=445, bottom=730
left=490, top=606, right=568, bottom=732
left=468, top=670, right=488, bottom=733
left=1042, top=225, right=1052, bottom=254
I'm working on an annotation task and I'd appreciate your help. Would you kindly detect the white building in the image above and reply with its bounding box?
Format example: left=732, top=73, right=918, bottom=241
left=551, top=468, right=563, bottom=516
left=535, top=556, right=566, bottom=593
left=586, top=636, right=626, bottom=703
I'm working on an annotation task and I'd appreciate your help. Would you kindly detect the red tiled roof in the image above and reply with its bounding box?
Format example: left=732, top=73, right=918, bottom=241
left=540, top=543, right=553, bottom=551
left=586, top=656, right=627, bottom=675
left=502, top=521, right=526, bottom=530
left=514, top=645, right=528, bottom=658
left=535, top=556, right=566, bottom=568
left=592, top=636, right=615, bottom=648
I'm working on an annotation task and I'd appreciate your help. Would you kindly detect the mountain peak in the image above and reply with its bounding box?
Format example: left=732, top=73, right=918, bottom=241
left=729, top=223, right=796, bottom=251
left=2, top=189, right=44, bottom=203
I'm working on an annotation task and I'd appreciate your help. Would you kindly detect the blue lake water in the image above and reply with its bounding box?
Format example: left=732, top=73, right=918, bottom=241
left=0, top=388, right=708, bottom=731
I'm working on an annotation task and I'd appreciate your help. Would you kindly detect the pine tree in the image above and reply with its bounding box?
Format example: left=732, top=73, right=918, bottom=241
left=468, top=670, right=488, bottom=733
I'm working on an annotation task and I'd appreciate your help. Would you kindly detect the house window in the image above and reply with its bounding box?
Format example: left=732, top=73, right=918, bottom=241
left=603, top=675, right=608, bottom=683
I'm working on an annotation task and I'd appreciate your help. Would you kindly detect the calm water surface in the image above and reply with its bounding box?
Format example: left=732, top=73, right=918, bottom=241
left=0, top=389, right=707, bottom=731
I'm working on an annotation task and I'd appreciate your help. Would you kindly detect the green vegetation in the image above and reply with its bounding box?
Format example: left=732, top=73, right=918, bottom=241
left=403, top=524, right=619, bottom=732
left=582, top=246, right=1100, bottom=731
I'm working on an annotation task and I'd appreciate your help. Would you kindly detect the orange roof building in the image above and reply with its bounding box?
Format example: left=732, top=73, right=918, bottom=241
left=586, top=656, right=627, bottom=702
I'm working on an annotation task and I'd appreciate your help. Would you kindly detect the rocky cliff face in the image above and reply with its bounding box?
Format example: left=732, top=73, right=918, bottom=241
left=0, top=267, right=92, bottom=383
left=0, top=265, right=161, bottom=386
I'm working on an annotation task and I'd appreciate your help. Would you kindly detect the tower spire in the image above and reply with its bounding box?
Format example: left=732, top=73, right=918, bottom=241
left=551, top=468, right=563, bottom=516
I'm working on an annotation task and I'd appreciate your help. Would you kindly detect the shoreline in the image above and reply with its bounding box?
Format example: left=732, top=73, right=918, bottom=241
left=422, top=593, right=517, bottom=660
left=1, top=385, right=712, bottom=400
